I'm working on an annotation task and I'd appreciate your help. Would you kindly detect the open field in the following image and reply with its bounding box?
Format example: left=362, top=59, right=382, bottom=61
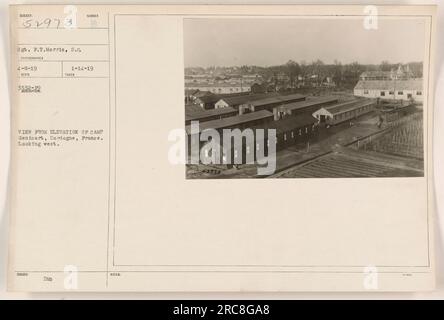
left=274, top=147, right=423, bottom=178
left=273, top=112, right=424, bottom=178
left=360, top=114, right=423, bottom=159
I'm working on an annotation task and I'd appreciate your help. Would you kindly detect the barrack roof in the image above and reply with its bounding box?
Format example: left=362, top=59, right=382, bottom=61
left=324, top=99, right=376, bottom=115
left=216, top=93, right=279, bottom=106
left=280, top=97, right=338, bottom=111
left=185, top=107, right=237, bottom=122
left=249, top=93, right=306, bottom=107
left=186, top=110, right=273, bottom=134
left=354, top=79, right=423, bottom=91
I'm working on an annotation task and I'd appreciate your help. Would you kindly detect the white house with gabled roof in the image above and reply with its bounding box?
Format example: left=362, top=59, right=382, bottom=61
left=354, top=79, right=423, bottom=102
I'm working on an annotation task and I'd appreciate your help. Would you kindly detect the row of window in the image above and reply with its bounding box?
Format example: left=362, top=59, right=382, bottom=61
left=265, top=125, right=315, bottom=147
left=283, top=125, right=315, bottom=141
left=209, top=87, right=251, bottom=93
left=201, top=124, right=316, bottom=159
left=363, top=90, right=422, bottom=96
left=230, top=125, right=316, bottom=157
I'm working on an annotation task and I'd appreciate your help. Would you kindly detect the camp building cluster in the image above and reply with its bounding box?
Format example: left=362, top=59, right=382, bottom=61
left=185, top=90, right=377, bottom=163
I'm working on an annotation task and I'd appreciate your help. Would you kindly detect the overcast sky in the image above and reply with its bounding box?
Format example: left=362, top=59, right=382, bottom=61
left=184, top=17, right=426, bottom=67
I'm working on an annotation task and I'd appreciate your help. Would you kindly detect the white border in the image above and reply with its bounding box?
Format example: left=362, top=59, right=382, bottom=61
left=0, top=0, right=442, bottom=299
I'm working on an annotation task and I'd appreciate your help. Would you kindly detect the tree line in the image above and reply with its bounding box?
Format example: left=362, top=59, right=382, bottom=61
left=240, top=60, right=423, bottom=88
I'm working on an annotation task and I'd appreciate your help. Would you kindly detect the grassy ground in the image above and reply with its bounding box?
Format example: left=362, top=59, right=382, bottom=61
left=362, top=115, right=423, bottom=159
left=273, top=114, right=424, bottom=178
